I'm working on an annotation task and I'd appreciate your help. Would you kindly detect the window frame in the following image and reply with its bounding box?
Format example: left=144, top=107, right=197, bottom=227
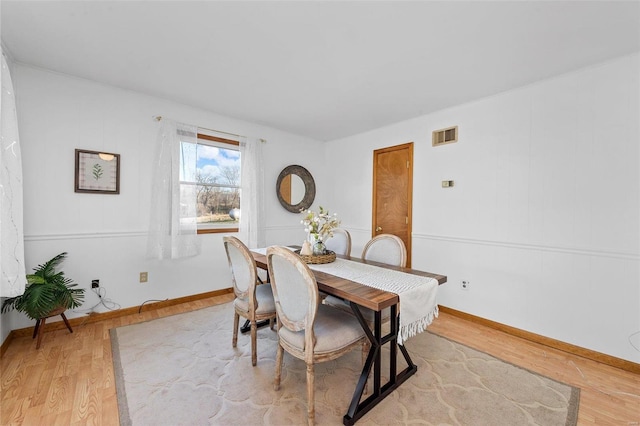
left=191, top=133, right=241, bottom=235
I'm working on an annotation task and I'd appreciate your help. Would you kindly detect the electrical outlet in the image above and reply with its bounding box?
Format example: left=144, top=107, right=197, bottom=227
left=91, top=279, right=99, bottom=288
left=140, top=272, right=148, bottom=283
left=461, top=280, right=470, bottom=290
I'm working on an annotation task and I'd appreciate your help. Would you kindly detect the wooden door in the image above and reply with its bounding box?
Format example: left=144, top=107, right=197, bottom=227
left=372, top=143, right=413, bottom=267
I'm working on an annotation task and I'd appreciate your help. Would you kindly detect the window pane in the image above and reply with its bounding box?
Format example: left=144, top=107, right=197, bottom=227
left=181, top=135, right=241, bottom=232
left=196, top=185, right=240, bottom=228
left=197, top=144, right=241, bottom=188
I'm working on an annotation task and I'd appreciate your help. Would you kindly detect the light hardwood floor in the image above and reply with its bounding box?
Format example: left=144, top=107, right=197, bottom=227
left=1, top=294, right=639, bottom=425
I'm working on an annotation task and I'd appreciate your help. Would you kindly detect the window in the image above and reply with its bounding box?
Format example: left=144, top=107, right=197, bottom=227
left=180, top=133, right=241, bottom=234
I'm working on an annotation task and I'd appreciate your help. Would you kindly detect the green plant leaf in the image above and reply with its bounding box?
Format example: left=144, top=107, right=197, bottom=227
left=1, top=252, right=85, bottom=320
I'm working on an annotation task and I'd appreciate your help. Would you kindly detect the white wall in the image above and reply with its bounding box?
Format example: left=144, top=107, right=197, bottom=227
left=325, top=53, right=640, bottom=363
left=6, top=64, right=326, bottom=330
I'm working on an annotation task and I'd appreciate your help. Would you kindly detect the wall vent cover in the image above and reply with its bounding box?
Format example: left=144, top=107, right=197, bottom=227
left=432, top=126, right=458, bottom=147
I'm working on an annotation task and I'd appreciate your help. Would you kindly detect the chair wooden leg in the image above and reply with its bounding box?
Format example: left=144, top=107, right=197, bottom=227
left=232, top=312, right=239, bottom=348
left=36, top=317, right=46, bottom=349
left=274, top=342, right=283, bottom=391
left=60, top=313, right=73, bottom=333
left=306, top=362, right=315, bottom=426
left=250, top=319, right=257, bottom=366
left=32, top=319, right=41, bottom=339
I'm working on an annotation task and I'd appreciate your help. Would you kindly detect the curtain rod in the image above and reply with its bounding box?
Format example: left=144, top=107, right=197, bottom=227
left=153, top=115, right=257, bottom=141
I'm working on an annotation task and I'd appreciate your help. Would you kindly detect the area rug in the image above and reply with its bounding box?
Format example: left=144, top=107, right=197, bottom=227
left=111, top=303, right=579, bottom=425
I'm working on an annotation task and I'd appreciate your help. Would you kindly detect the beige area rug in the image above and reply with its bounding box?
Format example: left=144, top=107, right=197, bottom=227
left=111, top=303, right=579, bottom=425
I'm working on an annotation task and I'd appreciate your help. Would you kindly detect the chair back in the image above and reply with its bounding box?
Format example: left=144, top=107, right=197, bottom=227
left=362, top=234, right=407, bottom=267
left=223, top=236, right=258, bottom=303
left=324, top=228, right=352, bottom=256
left=267, top=246, right=318, bottom=334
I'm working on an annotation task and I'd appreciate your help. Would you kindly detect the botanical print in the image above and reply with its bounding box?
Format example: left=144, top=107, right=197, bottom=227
left=92, top=163, right=104, bottom=181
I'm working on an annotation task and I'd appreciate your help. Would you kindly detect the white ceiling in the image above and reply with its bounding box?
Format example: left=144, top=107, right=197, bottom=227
left=2, top=1, right=639, bottom=141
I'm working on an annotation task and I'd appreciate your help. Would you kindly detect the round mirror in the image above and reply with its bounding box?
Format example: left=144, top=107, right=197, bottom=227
left=276, top=165, right=316, bottom=213
left=279, top=173, right=306, bottom=205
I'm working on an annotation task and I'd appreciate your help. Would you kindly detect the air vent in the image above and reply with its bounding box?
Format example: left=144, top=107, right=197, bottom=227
left=432, top=126, right=458, bottom=147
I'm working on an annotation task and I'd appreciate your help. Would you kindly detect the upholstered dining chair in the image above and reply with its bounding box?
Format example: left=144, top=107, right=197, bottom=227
left=324, top=228, right=352, bottom=257
left=223, top=236, right=277, bottom=366
left=267, top=246, right=366, bottom=426
left=361, top=233, right=407, bottom=267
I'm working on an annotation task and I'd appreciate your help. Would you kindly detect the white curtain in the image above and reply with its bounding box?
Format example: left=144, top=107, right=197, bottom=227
left=239, top=137, right=265, bottom=249
left=0, top=53, right=27, bottom=297
left=146, top=119, right=201, bottom=259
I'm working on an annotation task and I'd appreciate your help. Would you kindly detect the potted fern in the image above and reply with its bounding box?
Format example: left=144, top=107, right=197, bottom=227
left=1, top=252, right=85, bottom=321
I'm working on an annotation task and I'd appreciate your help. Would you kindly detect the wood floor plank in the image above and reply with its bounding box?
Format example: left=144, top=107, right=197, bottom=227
left=41, top=375, right=76, bottom=416
left=100, top=391, right=119, bottom=426
left=17, top=397, right=43, bottom=425
left=1, top=396, right=29, bottom=424
left=70, top=376, right=101, bottom=424
left=15, top=367, right=42, bottom=401
left=38, top=407, right=72, bottom=426
left=1, top=360, right=26, bottom=400
left=1, top=294, right=638, bottom=425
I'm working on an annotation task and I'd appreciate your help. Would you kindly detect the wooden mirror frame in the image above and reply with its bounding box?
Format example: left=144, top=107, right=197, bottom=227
left=276, top=165, right=316, bottom=213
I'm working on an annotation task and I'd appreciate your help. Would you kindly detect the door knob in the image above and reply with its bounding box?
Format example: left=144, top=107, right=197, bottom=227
left=375, top=226, right=383, bottom=232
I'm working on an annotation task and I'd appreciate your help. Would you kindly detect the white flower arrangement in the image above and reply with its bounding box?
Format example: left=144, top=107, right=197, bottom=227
left=300, top=206, right=340, bottom=243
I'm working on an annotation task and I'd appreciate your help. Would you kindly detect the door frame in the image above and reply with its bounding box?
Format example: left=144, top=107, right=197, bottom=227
left=372, top=142, right=414, bottom=267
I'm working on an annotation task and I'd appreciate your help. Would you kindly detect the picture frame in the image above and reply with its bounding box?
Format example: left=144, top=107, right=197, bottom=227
left=74, top=149, right=120, bottom=194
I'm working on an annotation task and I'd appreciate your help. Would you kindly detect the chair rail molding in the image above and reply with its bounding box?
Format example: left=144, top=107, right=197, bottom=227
left=413, top=233, right=640, bottom=261
left=264, top=225, right=300, bottom=232
left=24, top=231, right=148, bottom=242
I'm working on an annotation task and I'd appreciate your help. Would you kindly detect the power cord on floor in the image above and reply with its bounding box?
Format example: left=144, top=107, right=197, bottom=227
left=568, top=360, right=640, bottom=399
left=138, top=299, right=169, bottom=314
left=538, top=344, right=640, bottom=400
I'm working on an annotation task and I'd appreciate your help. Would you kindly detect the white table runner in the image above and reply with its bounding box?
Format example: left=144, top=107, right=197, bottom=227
left=254, top=248, right=438, bottom=344
left=309, top=259, right=438, bottom=345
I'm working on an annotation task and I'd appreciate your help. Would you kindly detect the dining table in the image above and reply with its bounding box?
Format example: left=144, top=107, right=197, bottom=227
left=250, top=248, right=447, bottom=425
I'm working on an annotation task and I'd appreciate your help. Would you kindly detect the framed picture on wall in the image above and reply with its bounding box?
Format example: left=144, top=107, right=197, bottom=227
left=74, top=149, right=120, bottom=194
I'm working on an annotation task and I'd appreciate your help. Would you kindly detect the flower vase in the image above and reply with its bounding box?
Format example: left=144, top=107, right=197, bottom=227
left=312, top=240, right=326, bottom=256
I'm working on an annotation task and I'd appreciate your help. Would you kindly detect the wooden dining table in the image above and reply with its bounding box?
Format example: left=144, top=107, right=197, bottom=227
left=251, top=249, right=447, bottom=425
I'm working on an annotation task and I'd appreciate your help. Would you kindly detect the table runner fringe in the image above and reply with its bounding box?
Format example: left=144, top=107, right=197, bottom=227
left=400, top=305, right=439, bottom=344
